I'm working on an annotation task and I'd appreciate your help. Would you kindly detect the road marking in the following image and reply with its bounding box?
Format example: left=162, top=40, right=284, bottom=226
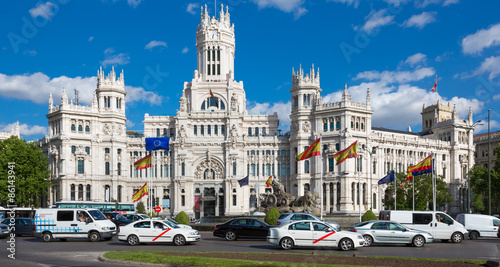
left=313, top=231, right=336, bottom=244
left=153, top=228, right=171, bottom=241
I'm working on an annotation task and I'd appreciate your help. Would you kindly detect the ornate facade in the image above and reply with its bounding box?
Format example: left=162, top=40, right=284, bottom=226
left=37, top=5, right=475, bottom=217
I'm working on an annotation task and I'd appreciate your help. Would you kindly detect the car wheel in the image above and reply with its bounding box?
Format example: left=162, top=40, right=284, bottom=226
left=174, top=234, right=186, bottom=246
left=42, top=232, right=53, bottom=242
left=225, top=231, right=237, bottom=241
left=280, top=237, right=294, bottom=250
left=127, top=235, right=139, bottom=246
left=89, top=232, right=100, bottom=242
left=469, top=231, right=479, bottom=240
left=339, top=238, right=354, bottom=251
left=412, top=235, right=425, bottom=247
left=451, top=232, right=463, bottom=243
left=363, top=235, right=373, bottom=247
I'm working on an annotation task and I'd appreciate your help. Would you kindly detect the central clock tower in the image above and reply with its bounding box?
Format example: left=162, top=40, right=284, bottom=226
left=196, top=4, right=235, bottom=81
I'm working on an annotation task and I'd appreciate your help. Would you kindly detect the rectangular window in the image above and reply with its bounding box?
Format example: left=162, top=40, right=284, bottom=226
left=329, top=158, right=334, bottom=172
left=208, top=125, right=211, bottom=135
left=201, top=125, right=204, bottom=135
left=212, top=64, right=215, bottom=75
left=232, top=195, right=237, bottom=206
left=324, top=123, right=328, bottom=131
left=215, top=125, right=218, bottom=135
left=251, top=164, right=256, bottom=176
left=221, top=125, right=225, bottom=135
left=207, top=64, right=210, bottom=75
left=217, top=64, right=220, bottom=75
left=181, top=195, right=185, bottom=206
left=194, top=125, right=197, bottom=135
left=413, top=213, right=433, bottom=224
left=266, top=164, right=271, bottom=176
left=105, top=162, right=110, bottom=175
left=57, top=211, right=74, bottom=221
left=233, top=162, right=237, bottom=176
left=78, top=160, right=84, bottom=174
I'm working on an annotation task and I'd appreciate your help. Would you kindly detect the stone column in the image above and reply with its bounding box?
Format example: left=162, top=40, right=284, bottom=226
left=325, top=185, right=330, bottom=215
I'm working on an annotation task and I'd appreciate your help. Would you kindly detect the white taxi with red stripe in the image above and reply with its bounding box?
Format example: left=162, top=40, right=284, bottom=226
left=267, top=220, right=364, bottom=251
left=118, top=219, right=200, bottom=246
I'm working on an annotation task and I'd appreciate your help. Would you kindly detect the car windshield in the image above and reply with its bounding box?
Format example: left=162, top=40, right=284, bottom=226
left=163, top=220, right=179, bottom=228
left=88, top=210, right=107, bottom=220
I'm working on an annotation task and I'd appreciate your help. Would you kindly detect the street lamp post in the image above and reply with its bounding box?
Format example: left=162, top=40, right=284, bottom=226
left=487, top=109, right=491, bottom=215
left=466, top=120, right=482, bottom=213
left=361, top=145, right=378, bottom=211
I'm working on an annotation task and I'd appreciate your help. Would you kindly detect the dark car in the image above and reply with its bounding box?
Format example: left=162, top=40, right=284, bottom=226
left=0, top=223, right=9, bottom=238
left=103, top=212, right=134, bottom=227
left=213, top=218, right=273, bottom=241
left=121, top=214, right=150, bottom=221
left=1, top=218, right=35, bottom=236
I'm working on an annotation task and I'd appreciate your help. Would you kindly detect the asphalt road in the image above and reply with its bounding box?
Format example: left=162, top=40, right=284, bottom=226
left=1, top=231, right=499, bottom=266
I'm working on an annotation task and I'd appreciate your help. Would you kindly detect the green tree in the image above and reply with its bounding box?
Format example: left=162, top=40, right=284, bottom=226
left=264, top=207, right=280, bottom=225
left=361, top=210, right=377, bottom=222
left=382, top=172, right=452, bottom=211
left=175, top=211, right=189, bottom=225
left=469, top=143, right=500, bottom=214
left=136, top=201, right=146, bottom=214
left=0, top=136, right=50, bottom=207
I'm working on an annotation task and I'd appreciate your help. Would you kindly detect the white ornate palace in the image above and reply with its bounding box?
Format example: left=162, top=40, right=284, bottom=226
left=36, top=5, right=476, bottom=217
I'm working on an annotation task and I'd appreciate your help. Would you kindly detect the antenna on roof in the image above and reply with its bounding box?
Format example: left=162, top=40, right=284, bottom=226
left=74, top=88, right=79, bottom=105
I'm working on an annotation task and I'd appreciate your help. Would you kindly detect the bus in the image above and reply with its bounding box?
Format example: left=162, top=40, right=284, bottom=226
left=0, top=207, right=37, bottom=219
left=53, top=201, right=135, bottom=214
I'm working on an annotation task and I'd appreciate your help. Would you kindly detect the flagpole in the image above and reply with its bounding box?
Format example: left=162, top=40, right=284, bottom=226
left=320, top=135, right=323, bottom=220
left=432, top=154, right=436, bottom=211
left=394, top=171, right=397, bottom=211
left=358, top=161, right=361, bottom=222
left=412, top=169, right=415, bottom=211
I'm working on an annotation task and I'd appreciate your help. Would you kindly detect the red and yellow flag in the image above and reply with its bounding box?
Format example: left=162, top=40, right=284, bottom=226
left=134, top=153, right=151, bottom=170
left=431, top=75, right=437, bottom=92
left=333, top=141, right=358, bottom=165
left=132, top=183, right=148, bottom=203
left=266, top=175, right=273, bottom=188
left=209, top=88, right=215, bottom=98
left=296, top=138, right=321, bottom=161
left=209, top=89, right=219, bottom=108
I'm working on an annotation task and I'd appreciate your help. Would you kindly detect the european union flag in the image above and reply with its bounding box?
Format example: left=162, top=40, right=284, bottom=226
left=238, top=176, right=249, bottom=187
left=378, top=170, right=395, bottom=185
left=146, top=137, right=170, bottom=151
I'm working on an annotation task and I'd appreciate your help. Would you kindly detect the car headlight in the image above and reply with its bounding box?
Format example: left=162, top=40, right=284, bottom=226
left=101, top=227, right=111, bottom=230
left=190, top=231, right=199, bottom=235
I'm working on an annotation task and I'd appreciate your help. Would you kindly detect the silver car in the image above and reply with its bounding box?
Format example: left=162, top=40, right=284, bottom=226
left=348, top=220, right=434, bottom=247
left=276, top=212, right=340, bottom=230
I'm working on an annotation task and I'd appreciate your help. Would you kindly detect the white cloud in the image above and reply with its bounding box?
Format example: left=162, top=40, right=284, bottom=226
left=88, top=36, right=94, bottom=42
left=145, top=40, right=167, bottom=51
left=247, top=101, right=292, bottom=130
left=29, top=1, right=56, bottom=20
left=250, top=0, right=307, bottom=19
left=182, top=47, right=189, bottom=54
left=127, top=0, right=142, bottom=8
left=361, top=9, right=395, bottom=34
left=383, top=0, right=410, bottom=6
left=462, top=23, right=500, bottom=55
left=1, top=122, right=47, bottom=137
left=0, top=72, right=161, bottom=106
left=415, top=0, right=458, bottom=8
left=327, top=0, right=359, bottom=8
left=125, top=120, right=135, bottom=128
left=354, top=67, right=435, bottom=84
left=186, top=3, right=199, bottom=15
left=472, top=56, right=500, bottom=80
left=403, top=12, right=437, bottom=29
left=101, top=48, right=129, bottom=67
left=23, top=50, right=37, bottom=56
left=405, top=53, right=427, bottom=67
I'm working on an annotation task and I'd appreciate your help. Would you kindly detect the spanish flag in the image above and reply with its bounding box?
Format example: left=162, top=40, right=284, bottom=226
left=431, top=75, right=437, bottom=92
left=210, top=89, right=219, bottom=108
left=296, top=138, right=321, bottom=161
left=400, top=171, right=413, bottom=188
left=266, top=175, right=273, bottom=188
left=134, top=153, right=152, bottom=170
left=133, top=183, right=148, bottom=203
left=333, top=141, right=358, bottom=166
left=401, top=155, right=432, bottom=188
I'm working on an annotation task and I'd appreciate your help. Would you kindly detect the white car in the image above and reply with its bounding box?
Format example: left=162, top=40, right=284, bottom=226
left=276, top=212, right=340, bottom=230
left=164, top=218, right=192, bottom=229
left=267, top=220, right=364, bottom=251
left=118, top=219, right=200, bottom=246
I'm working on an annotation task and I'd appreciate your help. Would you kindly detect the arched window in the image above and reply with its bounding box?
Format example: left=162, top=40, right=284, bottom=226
left=304, top=183, right=310, bottom=192
left=157, top=128, right=160, bottom=137
left=304, top=160, right=310, bottom=173
left=78, top=184, right=83, bottom=201
left=71, top=146, right=76, bottom=153
left=208, top=125, right=211, bottom=135
left=86, top=184, right=91, bottom=201
left=248, top=128, right=252, bottom=136
left=255, top=127, right=259, bottom=136
left=85, top=125, right=90, bottom=132
left=70, top=184, right=75, bottom=200
left=194, top=125, right=197, bottom=135
left=78, top=125, right=83, bottom=132
left=71, top=124, right=76, bottom=131
left=201, top=125, right=204, bottom=135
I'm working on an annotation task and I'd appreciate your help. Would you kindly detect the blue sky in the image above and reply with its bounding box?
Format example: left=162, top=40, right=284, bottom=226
left=1, top=0, right=500, bottom=140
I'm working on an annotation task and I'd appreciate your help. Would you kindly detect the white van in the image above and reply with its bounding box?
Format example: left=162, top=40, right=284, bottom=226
left=34, top=208, right=117, bottom=242
left=379, top=210, right=468, bottom=243
left=456, top=213, right=500, bottom=240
